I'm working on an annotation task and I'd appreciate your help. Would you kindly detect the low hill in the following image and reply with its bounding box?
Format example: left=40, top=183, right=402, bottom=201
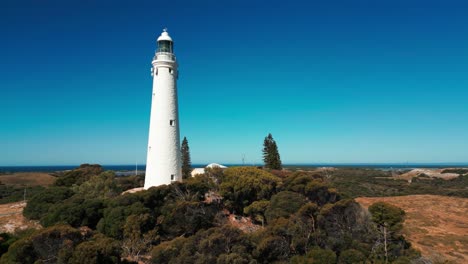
left=356, top=195, right=468, bottom=263
left=0, top=172, right=56, bottom=187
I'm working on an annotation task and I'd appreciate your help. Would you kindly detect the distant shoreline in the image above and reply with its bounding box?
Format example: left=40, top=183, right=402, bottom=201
left=1, top=163, right=467, bottom=173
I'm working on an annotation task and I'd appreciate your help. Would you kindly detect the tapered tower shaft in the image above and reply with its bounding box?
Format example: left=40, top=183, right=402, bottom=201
left=144, top=29, right=181, bottom=188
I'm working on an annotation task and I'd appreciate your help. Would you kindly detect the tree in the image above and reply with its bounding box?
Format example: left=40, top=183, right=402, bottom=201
left=0, top=225, right=85, bottom=264
left=181, top=137, right=192, bottom=180
left=219, top=167, right=280, bottom=213
left=338, top=249, right=366, bottom=264
left=244, top=200, right=270, bottom=226
left=291, top=247, right=337, bottom=264
left=23, top=186, right=75, bottom=220
left=68, top=234, right=123, bottom=264
left=40, top=196, right=105, bottom=229
left=368, top=202, right=406, bottom=263
left=122, top=213, right=158, bottom=262
left=72, top=171, right=120, bottom=199
left=265, top=191, right=307, bottom=223
left=262, top=133, right=282, bottom=170
left=55, top=164, right=103, bottom=187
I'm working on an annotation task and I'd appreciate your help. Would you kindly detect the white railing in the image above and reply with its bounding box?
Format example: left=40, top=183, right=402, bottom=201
left=154, top=52, right=176, bottom=61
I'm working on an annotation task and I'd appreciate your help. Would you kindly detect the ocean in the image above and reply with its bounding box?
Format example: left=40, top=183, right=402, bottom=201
left=1, top=163, right=467, bottom=174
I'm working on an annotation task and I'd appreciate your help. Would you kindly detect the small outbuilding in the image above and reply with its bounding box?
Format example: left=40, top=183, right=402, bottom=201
left=191, top=163, right=228, bottom=177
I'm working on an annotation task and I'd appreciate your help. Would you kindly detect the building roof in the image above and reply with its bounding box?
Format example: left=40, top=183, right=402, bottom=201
left=206, top=163, right=228, bottom=169
left=157, top=29, right=173, bottom=42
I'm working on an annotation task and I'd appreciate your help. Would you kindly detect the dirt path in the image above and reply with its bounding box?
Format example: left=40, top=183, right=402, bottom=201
left=356, top=195, right=468, bottom=263
left=0, top=201, right=41, bottom=233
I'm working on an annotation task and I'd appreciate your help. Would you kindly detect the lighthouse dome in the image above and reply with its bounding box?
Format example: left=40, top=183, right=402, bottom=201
left=157, top=30, right=173, bottom=42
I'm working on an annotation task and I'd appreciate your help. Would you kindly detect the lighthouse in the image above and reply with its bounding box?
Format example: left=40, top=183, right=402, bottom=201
left=144, top=29, right=181, bottom=189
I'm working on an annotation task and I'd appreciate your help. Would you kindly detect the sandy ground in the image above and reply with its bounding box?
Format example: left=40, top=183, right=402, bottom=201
left=356, top=195, right=468, bottom=263
left=397, top=169, right=460, bottom=181
left=0, top=201, right=41, bottom=233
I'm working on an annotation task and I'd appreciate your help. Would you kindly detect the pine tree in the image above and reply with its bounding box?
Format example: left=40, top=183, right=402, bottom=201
left=181, top=137, right=192, bottom=180
left=262, top=133, right=282, bottom=170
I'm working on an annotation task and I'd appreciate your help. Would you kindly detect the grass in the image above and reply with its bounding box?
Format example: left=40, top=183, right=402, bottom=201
left=357, top=195, right=468, bottom=263
left=0, top=173, right=55, bottom=204
left=0, top=173, right=56, bottom=187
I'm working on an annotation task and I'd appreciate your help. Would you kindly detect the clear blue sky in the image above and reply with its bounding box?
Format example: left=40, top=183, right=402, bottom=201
left=1, top=0, right=467, bottom=166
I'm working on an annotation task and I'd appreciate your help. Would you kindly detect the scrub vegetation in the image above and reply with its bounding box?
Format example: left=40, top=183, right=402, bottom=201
left=327, top=168, right=468, bottom=198
left=0, top=164, right=426, bottom=264
left=0, top=173, right=55, bottom=204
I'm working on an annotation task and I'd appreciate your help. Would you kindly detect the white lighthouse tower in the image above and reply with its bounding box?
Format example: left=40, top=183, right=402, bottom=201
left=144, top=29, right=181, bottom=189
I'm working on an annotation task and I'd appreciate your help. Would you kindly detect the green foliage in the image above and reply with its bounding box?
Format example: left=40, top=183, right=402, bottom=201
left=318, top=199, right=374, bottom=253
left=122, top=213, right=158, bottom=261
left=40, top=196, right=105, bottom=229
left=181, top=137, right=192, bottom=180
left=151, top=226, right=253, bottom=264
left=220, top=167, right=280, bottom=213
left=3, top=165, right=425, bottom=263
left=0, top=233, right=18, bottom=256
left=0, top=236, right=37, bottom=264
left=151, top=236, right=188, bottom=264
left=203, top=166, right=225, bottom=185
left=135, top=184, right=172, bottom=214
left=329, top=168, right=468, bottom=198
left=0, top=225, right=84, bottom=264
left=441, top=168, right=468, bottom=174
left=262, top=133, right=282, bottom=170
left=338, top=249, right=366, bottom=264
left=369, top=202, right=405, bottom=232
left=264, top=191, right=307, bottom=223
left=289, top=203, right=321, bottom=252
left=294, top=247, right=337, bottom=264
left=72, top=171, right=120, bottom=199
left=254, top=235, right=290, bottom=263
left=160, top=200, right=218, bottom=238
left=282, top=172, right=340, bottom=205
left=97, top=201, right=149, bottom=239
left=55, top=164, right=103, bottom=187
left=368, top=202, right=411, bottom=263
left=0, top=185, right=44, bottom=205
left=244, top=200, right=269, bottom=226
left=68, top=234, right=123, bottom=264
left=23, top=186, right=74, bottom=220
left=304, top=181, right=340, bottom=206
left=174, top=176, right=215, bottom=202
left=115, top=174, right=144, bottom=191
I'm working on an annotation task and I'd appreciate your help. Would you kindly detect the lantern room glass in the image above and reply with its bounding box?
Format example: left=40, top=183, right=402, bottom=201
left=158, top=40, right=173, bottom=53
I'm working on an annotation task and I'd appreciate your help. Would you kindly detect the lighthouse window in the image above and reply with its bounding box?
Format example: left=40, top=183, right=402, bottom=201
left=169, top=68, right=173, bottom=74
left=171, top=174, right=174, bottom=181
left=158, top=40, right=173, bottom=53
left=170, top=119, right=175, bottom=126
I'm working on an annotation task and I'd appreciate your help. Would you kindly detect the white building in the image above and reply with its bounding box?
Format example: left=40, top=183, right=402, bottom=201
left=144, top=29, right=182, bottom=189
left=191, top=163, right=228, bottom=177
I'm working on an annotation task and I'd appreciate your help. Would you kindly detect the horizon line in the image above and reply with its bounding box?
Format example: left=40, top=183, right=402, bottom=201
left=2, top=162, right=468, bottom=167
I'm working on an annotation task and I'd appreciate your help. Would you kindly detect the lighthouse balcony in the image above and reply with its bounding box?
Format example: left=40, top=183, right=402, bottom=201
left=154, top=52, right=176, bottom=62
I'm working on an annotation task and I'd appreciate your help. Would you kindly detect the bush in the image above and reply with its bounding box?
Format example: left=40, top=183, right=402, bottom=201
left=68, top=234, right=123, bottom=264
left=23, top=186, right=74, bottom=220
left=40, top=196, right=105, bottom=229
left=0, top=225, right=84, bottom=264
left=55, top=164, right=103, bottom=187
left=338, top=249, right=366, bottom=264
left=265, top=191, right=307, bottom=223
left=220, top=167, right=281, bottom=213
